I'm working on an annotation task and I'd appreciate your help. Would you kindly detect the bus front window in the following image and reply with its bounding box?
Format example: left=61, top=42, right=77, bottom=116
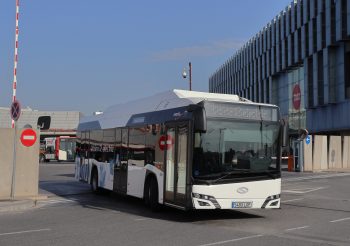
left=193, top=119, right=280, bottom=180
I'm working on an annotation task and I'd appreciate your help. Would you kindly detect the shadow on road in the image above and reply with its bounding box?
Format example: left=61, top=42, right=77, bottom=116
left=39, top=162, right=264, bottom=223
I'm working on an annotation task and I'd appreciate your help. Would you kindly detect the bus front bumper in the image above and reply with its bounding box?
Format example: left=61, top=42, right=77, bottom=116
left=192, top=195, right=281, bottom=209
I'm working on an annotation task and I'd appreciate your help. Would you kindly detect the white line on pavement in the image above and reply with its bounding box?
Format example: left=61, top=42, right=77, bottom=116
left=283, top=187, right=326, bottom=194
left=0, top=229, right=51, bottom=237
left=281, top=198, right=304, bottom=203
left=284, top=173, right=350, bottom=182
left=197, top=235, right=263, bottom=246
left=134, top=218, right=148, bottom=221
left=285, top=226, right=310, bottom=232
left=330, top=217, right=350, bottom=223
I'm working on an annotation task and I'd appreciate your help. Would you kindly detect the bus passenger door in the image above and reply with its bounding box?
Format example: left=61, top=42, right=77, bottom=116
left=114, top=128, right=128, bottom=194
left=164, top=122, right=191, bottom=209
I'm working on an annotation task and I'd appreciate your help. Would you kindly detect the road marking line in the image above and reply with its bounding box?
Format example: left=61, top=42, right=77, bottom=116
left=330, top=217, right=350, bottom=223
left=134, top=218, right=148, bottom=221
left=285, top=226, right=309, bottom=232
left=40, top=198, right=76, bottom=204
left=284, top=173, right=350, bottom=182
left=197, top=234, right=263, bottom=246
left=0, top=229, right=51, bottom=237
left=283, top=187, right=326, bottom=194
left=281, top=198, right=304, bottom=203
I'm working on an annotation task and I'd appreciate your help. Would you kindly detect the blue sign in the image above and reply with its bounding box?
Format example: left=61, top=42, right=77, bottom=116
left=305, top=135, right=311, bottom=145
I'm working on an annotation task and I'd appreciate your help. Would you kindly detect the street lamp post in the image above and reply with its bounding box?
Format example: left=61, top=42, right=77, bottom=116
left=182, top=62, right=192, bottom=91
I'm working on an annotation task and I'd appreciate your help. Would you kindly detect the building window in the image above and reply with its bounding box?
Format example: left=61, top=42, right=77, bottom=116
left=307, top=57, right=314, bottom=107
left=317, top=51, right=324, bottom=105
left=345, top=51, right=350, bottom=99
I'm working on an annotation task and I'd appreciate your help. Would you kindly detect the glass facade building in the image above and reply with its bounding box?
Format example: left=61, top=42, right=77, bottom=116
left=209, top=0, right=350, bottom=136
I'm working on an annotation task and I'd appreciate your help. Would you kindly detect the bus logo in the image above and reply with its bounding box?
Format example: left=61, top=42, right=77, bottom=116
left=237, top=187, right=249, bottom=194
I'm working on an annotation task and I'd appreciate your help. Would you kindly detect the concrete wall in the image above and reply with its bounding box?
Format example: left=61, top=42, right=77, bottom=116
left=343, top=136, right=350, bottom=169
left=313, top=135, right=328, bottom=171
left=0, top=128, right=39, bottom=199
left=328, top=136, right=342, bottom=169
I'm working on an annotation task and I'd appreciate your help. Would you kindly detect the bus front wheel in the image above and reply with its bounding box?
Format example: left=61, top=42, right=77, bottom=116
left=148, top=177, right=160, bottom=212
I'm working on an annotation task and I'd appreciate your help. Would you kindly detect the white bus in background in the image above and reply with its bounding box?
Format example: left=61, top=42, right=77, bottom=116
left=75, top=89, right=286, bottom=211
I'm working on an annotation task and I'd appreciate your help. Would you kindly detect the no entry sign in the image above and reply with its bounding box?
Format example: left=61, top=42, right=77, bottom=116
left=20, top=129, right=37, bottom=147
left=158, top=135, right=174, bottom=151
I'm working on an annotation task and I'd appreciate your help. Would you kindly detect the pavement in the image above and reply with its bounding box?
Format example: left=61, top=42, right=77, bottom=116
left=0, top=162, right=348, bottom=213
left=0, top=195, right=47, bottom=213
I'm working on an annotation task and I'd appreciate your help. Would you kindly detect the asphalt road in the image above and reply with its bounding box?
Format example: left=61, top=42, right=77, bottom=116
left=0, top=162, right=349, bottom=246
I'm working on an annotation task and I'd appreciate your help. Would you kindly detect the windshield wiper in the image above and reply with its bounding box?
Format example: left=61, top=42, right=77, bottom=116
left=210, top=170, right=250, bottom=184
left=210, top=170, right=279, bottom=184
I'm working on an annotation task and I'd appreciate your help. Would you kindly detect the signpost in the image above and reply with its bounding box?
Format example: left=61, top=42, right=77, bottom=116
left=10, top=100, right=21, bottom=199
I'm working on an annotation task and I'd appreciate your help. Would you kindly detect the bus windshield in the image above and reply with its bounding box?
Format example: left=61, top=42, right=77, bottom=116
left=193, top=119, right=280, bottom=180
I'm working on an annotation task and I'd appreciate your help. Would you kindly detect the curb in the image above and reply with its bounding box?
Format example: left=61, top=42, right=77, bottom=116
left=0, top=200, right=35, bottom=213
left=0, top=194, right=48, bottom=213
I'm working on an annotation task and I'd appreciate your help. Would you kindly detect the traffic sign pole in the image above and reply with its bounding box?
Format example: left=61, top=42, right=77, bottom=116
left=11, top=122, right=17, bottom=199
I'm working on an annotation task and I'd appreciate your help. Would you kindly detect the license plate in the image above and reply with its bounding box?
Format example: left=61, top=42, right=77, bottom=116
left=232, top=201, right=253, bottom=208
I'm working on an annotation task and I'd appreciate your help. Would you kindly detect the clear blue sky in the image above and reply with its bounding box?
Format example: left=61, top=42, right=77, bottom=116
left=0, top=0, right=291, bottom=114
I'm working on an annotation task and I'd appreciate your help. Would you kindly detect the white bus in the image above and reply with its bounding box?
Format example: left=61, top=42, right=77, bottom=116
left=75, top=90, right=285, bottom=211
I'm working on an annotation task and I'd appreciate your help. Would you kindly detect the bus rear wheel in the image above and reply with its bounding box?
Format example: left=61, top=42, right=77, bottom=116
left=91, top=169, right=100, bottom=194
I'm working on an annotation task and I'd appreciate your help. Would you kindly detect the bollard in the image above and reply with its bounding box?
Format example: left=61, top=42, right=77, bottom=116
left=288, top=155, right=294, bottom=172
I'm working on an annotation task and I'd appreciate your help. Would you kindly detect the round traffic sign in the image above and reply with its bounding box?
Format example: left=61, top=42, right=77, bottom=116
left=158, top=135, right=174, bottom=151
left=292, top=84, right=301, bottom=110
left=10, top=100, right=21, bottom=121
left=305, top=135, right=311, bottom=145
left=20, top=129, right=37, bottom=147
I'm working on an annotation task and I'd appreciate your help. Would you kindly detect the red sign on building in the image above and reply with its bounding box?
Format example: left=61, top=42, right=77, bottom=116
left=292, top=84, right=301, bottom=110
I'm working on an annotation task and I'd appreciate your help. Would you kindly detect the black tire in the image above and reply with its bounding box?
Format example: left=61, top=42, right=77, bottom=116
left=91, top=168, right=100, bottom=194
left=144, top=179, right=150, bottom=206
left=149, top=177, right=161, bottom=212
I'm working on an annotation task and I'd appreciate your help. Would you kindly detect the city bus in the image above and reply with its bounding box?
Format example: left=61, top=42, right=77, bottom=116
left=75, top=89, right=285, bottom=211
left=40, top=136, right=77, bottom=162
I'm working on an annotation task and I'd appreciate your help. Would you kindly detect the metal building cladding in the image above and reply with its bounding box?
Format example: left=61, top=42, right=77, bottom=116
left=209, top=0, right=350, bottom=137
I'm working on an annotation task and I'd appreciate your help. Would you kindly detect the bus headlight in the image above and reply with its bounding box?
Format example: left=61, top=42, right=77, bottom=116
left=192, top=193, right=221, bottom=209
left=261, top=194, right=280, bottom=208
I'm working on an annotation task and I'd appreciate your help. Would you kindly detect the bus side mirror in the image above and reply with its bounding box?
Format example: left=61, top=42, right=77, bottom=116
left=187, top=104, right=207, bottom=133
left=281, top=119, right=288, bottom=147
left=37, top=116, right=51, bottom=130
